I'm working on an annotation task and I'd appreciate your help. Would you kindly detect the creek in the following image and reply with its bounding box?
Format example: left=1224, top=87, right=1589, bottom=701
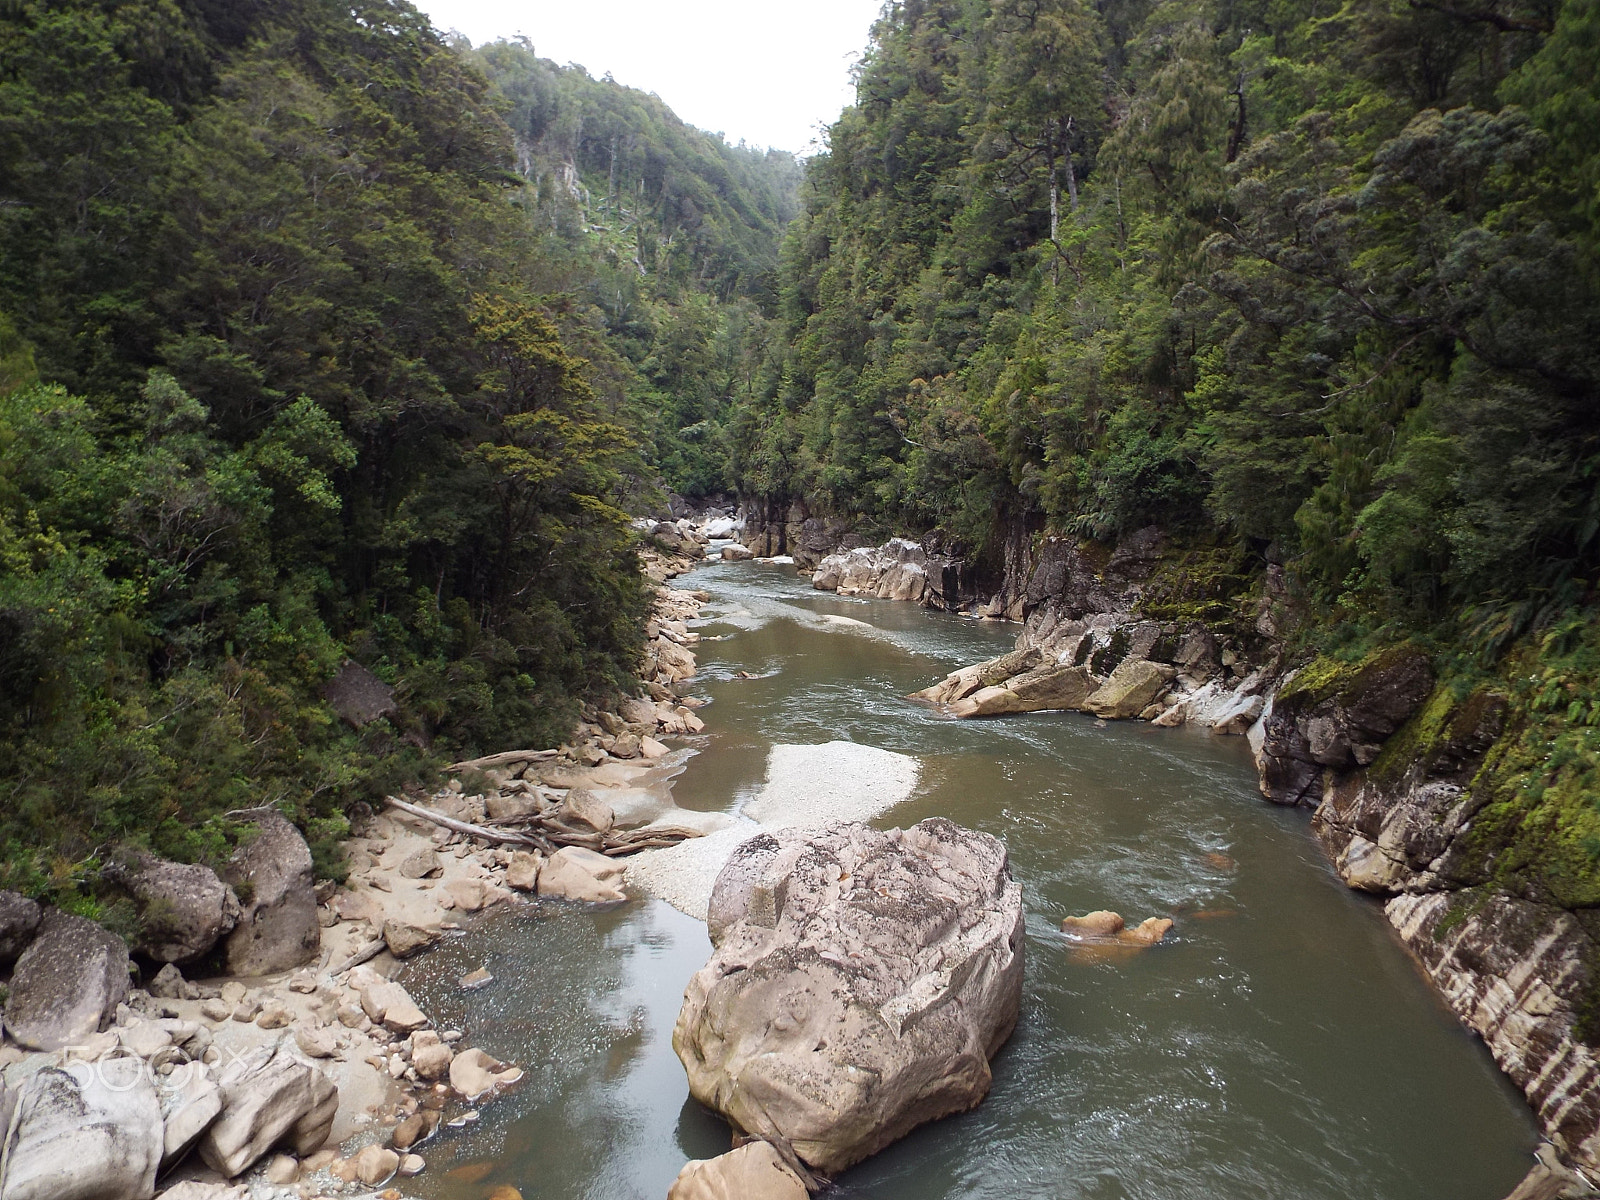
left=400, top=560, right=1537, bottom=1200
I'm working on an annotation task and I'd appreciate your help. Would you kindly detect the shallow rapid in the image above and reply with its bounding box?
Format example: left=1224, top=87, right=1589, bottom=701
left=400, top=560, right=1536, bottom=1200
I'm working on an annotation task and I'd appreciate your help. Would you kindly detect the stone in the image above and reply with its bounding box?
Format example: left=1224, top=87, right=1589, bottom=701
left=1084, top=659, right=1177, bottom=720
left=458, top=967, right=495, bottom=991
left=619, top=697, right=658, bottom=725
left=397, top=847, right=441, bottom=879
left=609, top=732, right=642, bottom=759
left=157, top=1061, right=225, bottom=1169
left=109, top=853, right=241, bottom=965
left=448, top=1047, right=519, bottom=1100
left=558, top=789, right=614, bottom=834
left=119, top=1019, right=175, bottom=1059
left=719, top=542, right=754, bottom=561
left=505, top=851, right=542, bottom=891
left=255, top=1004, right=291, bottom=1029
left=410, top=1033, right=453, bottom=1081
left=536, top=846, right=628, bottom=904
left=667, top=1142, right=809, bottom=1200
left=264, top=1154, right=299, bottom=1185
left=444, top=878, right=498, bottom=912
left=4, top=907, right=131, bottom=1051
left=640, top=735, right=670, bottom=759
left=1061, top=910, right=1125, bottom=937
left=391, top=1110, right=437, bottom=1149
left=149, top=962, right=189, bottom=1000
left=675, top=818, right=1024, bottom=1176
left=1120, top=917, right=1175, bottom=946
left=399, top=1153, right=427, bottom=1177
left=153, top=1185, right=247, bottom=1200
left=295, top=1026, right=337, bottom=1059
left=353, top=1144, right=400, bottom=1185
left=382, top=919, right=439, bottom=959
left=2, top=1060, right=163, bottom=1200
left=200, top=998, right=233, bottom=1023
left=360, top=979, right=429, bottom=1033
left=0, top=889, right=42, bottom=966
left=222, top=811, right=321, bottom=977
left=321, top=660, right=396, bottom=728
left=196, top=1042, right=338, bottom=1178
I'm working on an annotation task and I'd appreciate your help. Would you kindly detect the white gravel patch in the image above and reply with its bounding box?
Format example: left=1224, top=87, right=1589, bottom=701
left=625, top=741, right=921, bottom=920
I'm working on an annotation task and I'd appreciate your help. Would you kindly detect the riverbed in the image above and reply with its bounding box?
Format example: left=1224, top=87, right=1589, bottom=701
left=399, top=559, right=1537, bottom=1200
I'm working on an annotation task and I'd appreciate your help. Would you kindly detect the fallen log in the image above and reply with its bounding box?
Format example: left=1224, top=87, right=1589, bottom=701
left=447, top=748, right=560, bottom=772
left=385, top=796, right=555, bottom=853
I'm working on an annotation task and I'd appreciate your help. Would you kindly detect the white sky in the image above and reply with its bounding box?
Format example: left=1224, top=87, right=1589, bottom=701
left=413, top=0, right=886, bottom=153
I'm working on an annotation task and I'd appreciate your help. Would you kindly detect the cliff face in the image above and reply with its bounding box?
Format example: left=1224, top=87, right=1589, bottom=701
left=824, top=521, right=1600, bottom=1184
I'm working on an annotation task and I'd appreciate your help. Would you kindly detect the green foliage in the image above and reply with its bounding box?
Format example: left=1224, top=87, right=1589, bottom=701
left=0, top=0, right=680, bottom=896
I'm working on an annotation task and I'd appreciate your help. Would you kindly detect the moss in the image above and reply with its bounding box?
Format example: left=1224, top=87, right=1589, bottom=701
left=1369, top=684, right=1458, bottom=789
left=1433, top=886, right=1491, bottom=939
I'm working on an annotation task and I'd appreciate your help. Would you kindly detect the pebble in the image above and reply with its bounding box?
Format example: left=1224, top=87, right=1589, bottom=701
left=459, top=967, right=494, bottom=991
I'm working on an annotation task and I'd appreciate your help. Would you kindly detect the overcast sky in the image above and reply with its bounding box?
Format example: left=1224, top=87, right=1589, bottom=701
left=412, top=0, right=885, bottom=153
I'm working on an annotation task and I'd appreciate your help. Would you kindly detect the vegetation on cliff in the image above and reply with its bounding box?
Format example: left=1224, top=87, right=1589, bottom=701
left=0, top=0, right=792, bottom=901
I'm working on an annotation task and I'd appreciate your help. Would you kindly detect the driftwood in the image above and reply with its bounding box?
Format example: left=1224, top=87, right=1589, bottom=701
left=447, top=749, right=560, bottom=773
left=384, top=795, right=701, bottom=858
left=385, top=796, right=554, bottom=852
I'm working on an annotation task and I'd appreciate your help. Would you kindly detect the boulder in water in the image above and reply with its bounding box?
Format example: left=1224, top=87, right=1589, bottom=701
left=674, top=818, right=1024, bottom=1176
left=667, top=1141, right=809, bottom=1200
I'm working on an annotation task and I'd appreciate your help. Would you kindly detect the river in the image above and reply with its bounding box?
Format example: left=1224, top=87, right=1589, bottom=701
left=399, top=559, right=1537, bottom=1200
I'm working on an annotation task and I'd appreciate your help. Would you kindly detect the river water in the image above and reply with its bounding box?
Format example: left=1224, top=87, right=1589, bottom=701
left=401, top=560, right=1537, bottom=1200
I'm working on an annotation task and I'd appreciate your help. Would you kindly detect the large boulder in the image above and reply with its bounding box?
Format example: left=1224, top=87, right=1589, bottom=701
left=947, top=664, right=1096, bottom=718
left=4, top=908, right=130, bottom=1051
left=156, top=1064, right=225, bottom=1169
left=2, top=1060, right=164, bottom=1200
left=667, top=1142, right=809, bottom=1200
left=195, top=1043, right=338, bottom=1178
left=675, top=818, right=1024, bottom=1177
left=537, top=846, right=627, bottom=903
left=1084, top=659, right=1176, bottom=719
left=110, top=853, right=241, bottom=964
left=0, top=890, right=41, bottom=967
left=222, top=811, right=320, bottom=976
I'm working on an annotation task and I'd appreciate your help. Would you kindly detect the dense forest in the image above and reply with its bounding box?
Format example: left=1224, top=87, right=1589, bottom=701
left=4, top=0, right=1600, bottom=920
left=0, top=0, right=793, bottom=901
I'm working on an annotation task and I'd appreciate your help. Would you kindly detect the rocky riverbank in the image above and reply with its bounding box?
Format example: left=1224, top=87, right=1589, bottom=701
left=0, top=524, right=724, bottom=1200
left=820, top=526, right=1600, bottom=1198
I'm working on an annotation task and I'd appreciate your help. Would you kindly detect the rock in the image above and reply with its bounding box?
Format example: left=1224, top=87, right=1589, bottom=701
left=719, top=543, right=753, bottom=561
left=397, top=847, right=441, bottom=879
left=536, top=846, right=628, bottom=904
left=149, top=962, right=189, bottom=1000
left=505, top=851, right=542, bottom=891
left=4, top=907, right=131, bottom=1051
left=154, top=1184, right=247, bottom=1200
left=255, top=1004, right=291, bottom=1029
left=353, top=1144, right=400, bottom=1186
left=157, top=1061, right=224, bottom=1169
left=0, top=889, right=41, bottom=966
left=110, top=853, right=241, bottom=965
left=558, top=789, right=615, bottom=833
left=609, top=732, right=642, bottom=759
left=640, top=735, right=670, bottom=759
left=382, top=919, right=439, bottom=959
left=200, top=998, right=233, bottom=1023
left=667, top=1142, right=809, bottom=1200
left=119, top=1019, right=175, bottom=1059
left=196, top=1042, right=338, bottom=1177
left=448, top=1047, right=519, bottom=1100
left=359, top=979, right=429, bottom=1033
left=675, top=818, right=1024, bottom=1176
left=619, top=697, right=658, bottom=725
left=444, top=878, right=505, bottom=912
left=398, top=1153, right=427, bottom=1177
left=1061, top=910, right=1124, bottom=937
left=264, top=1154, right=299, bottom=1184
left=321, top=660, right=396, bottom=728
left=1084, top=659, right=1177, bottom=720
left=294, top=1026, right=337, bottom=1059
left=222, top=811, right=320, bottom=977
left=946, top=664, right=1097, bottom=718
left=458, top=966, right=495, bottom=991
left=2, top=1060, right=163, bottom=1200
left=410, top=1031, right=453, bottom=1081
left=1502, top=1144, right=1600, bottom=1200
left=1120, top=917, right=1175, bottom=946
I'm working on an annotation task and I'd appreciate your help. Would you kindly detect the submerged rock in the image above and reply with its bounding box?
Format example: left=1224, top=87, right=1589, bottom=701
left=674, top=818, right=1024, bottom=1177
left=666, top=1142, right=809, bottom=1200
